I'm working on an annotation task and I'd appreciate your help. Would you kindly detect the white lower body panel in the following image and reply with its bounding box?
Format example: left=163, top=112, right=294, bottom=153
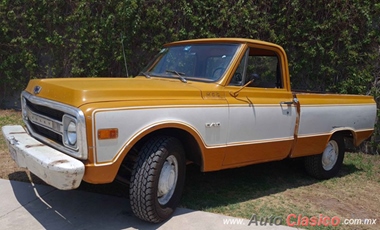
left=2, top=125, right=84, bottom=190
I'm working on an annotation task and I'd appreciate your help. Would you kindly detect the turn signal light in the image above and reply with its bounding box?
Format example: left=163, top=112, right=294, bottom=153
left=98, top=128, right=118, bottom=140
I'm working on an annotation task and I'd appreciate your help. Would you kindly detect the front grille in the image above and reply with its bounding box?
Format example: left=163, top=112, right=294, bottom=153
left=29, top=122, right=63, bottom=145
left=21, top=91, right=88, bottom=159
left=26, top=99, right=64, bottom=121
left=25, top=98, right=63, bottom=145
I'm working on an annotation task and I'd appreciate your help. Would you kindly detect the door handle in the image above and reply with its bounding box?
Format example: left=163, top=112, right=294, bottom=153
left=280, top=101, right=293, bottom=105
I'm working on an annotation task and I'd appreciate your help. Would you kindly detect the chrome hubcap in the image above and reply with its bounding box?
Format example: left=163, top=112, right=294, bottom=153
left=157, top=155, right=178, bottom=205
left=322, top=140, right=339, bottom=171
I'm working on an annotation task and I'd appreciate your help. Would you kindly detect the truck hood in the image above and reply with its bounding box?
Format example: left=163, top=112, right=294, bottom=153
left=25, top=77, right=202, bottom=107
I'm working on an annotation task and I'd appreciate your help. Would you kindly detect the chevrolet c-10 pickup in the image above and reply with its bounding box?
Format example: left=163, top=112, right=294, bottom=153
left=2, top=38, right=376, bottom=223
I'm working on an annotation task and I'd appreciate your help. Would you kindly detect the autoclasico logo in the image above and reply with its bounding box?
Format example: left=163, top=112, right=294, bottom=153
left=247, top=214, right=340, bottom=227
left=286, top=214, right=340, bottom=227
left=224, top=214, right=376, bottom=227
left=248, top=214, right=283, bottom=226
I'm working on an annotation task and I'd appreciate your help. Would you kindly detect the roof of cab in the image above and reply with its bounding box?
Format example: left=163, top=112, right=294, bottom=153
left=164, top=38, right=282, bottom=49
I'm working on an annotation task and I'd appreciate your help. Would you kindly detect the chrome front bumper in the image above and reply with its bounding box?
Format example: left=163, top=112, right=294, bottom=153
left=2, top=125, right=85, bottom=190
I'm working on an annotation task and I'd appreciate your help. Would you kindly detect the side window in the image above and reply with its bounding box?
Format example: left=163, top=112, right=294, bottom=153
left=246, top=55, right=281, bottom=88
left=229, top=50, right=248, bottom=86
left=229, top=48, right=282, bottom=88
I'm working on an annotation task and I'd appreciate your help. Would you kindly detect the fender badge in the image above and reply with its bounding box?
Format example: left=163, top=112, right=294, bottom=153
left=34, top=86, right=42, bottom=94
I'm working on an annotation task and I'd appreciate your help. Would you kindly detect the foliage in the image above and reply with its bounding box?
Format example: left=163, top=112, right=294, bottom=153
left=1, top=1, right=380, bottom=149
left=1, top=0, right=378, bottom=91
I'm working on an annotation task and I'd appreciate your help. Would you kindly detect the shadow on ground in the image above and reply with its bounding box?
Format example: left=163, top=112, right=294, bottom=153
left=180, top=158, right=362, bottom=210
left=6, top=176, right=192, bottom=230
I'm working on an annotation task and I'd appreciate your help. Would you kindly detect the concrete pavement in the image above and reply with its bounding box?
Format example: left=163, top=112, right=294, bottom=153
left=0, top=179, right=299, bottom=230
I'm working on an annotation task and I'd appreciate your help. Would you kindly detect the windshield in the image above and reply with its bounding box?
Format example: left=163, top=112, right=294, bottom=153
left=141, top=44, right=241, bottom=82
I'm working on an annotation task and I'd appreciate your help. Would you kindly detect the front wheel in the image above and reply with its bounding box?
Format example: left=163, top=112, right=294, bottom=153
left=304, top=134, right=345, bottom=179
left=129, top=136, right=186, bottom=223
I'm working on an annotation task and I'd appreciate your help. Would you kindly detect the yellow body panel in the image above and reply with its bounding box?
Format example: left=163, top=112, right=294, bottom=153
left=294, top=92, right=375, bottom=105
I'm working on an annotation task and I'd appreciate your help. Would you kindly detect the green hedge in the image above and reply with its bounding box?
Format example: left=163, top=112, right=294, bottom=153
left=1, top=0, right=380, bottom=151
left=1, top=0, right=379, bottom=93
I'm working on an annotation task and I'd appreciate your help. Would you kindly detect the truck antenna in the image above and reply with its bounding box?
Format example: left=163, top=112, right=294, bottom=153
left=121, top=33, right=129, bottom=77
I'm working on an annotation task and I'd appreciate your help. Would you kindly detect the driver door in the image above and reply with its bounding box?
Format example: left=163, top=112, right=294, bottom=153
left=223, top=46, right=297, bottom=166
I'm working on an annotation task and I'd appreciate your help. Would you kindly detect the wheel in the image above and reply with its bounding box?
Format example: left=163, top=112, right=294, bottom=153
left=129, top=136, right=186, bottom=223
left=304, top=134, right=345, bottom=179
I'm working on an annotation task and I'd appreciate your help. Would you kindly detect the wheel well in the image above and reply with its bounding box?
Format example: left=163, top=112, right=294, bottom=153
left=143, top=128, right=203, bottom=166
left=332, top=130, right=355, bottom=150
left=116, top=128, right=203, bottom=185
left=125, top=128, right=203, bottom=166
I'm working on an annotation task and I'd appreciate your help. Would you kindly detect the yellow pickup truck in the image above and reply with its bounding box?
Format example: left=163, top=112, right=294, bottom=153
left=2, top=38, right=376, bottom=223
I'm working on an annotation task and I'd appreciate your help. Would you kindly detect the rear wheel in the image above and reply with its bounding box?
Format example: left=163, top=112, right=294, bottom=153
left=304, top=134, right=345, bottom=179
left=129, top=136, right=186, bottom=223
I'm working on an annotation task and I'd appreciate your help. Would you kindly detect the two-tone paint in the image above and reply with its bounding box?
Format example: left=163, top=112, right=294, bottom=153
left=9, top=38, right=377, bottom=186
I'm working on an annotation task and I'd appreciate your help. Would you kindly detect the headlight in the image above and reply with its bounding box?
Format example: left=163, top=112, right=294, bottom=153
left=21, top=97, right=28, bottom=119
left=63, top=115, right=78, bottom=149
left=67, top=121, right=77, bottom=145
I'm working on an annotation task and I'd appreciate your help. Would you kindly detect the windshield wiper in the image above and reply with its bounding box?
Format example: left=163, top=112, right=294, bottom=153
left=166, top=70, right=187, bottom=83
left=139, top=72, right=151, bottom=78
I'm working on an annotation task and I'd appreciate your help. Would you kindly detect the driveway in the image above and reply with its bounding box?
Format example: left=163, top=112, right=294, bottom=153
left=0, top=179, right=298, bottom=230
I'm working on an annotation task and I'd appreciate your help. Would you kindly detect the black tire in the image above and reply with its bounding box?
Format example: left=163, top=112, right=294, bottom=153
left=304, top=134, right=345, bottom=179
left=129, top=136, right=186, bottom=223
